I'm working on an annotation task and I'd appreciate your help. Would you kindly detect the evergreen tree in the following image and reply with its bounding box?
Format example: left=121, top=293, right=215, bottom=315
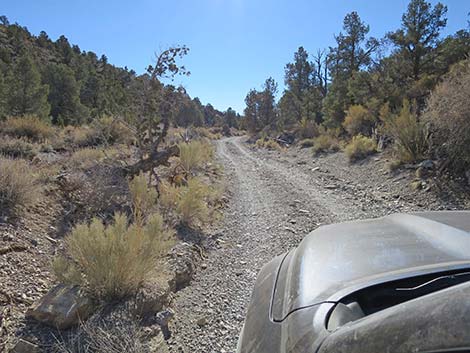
left=43, top=63, right=89, bottom=125
left=6, top=54, right=50, bottom=118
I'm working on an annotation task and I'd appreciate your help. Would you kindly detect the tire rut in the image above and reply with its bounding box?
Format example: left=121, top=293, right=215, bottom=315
left=168, top=137, right=362, bottom=353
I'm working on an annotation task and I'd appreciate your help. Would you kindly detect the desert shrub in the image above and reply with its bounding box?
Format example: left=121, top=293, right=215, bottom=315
left=129, top=173, right=158, bottom=222
left=195, top=127, right=222, bottom=140
left=67, top=148, right=105, bottom=170
left=424, top=59, right=470, bottom=172
left=176, top=178, right=210, bottom=227
left=344, top=135, right=377, bottom=161
left=299, top=138, right=315, bottom=148
left=1, top=115, right=54, bottom=142
left=61, top=126, right=100, bottom=148
left=54, top=172, right=173, bottom=300
left=343, top=105, right=376, bottom=136
left=91, top=116, right=134, bottom=145
left=54, top=212, right=172, bottom=300
left=0, top=137, right=37, bottom=159
left=255, top=138, right=282, bottom=150
left=0, top=158, right=38, bottom=216
left=297, top=117, right=318, bottom=139
left=383, top=100, right=429, bottom=163
left=178, top=139, right=214, bottom=173
left=312, top=135, right=340, bottom=155
left=159, top=178, right=212, bottom=228
left=53, top=318, right=157, bottom=353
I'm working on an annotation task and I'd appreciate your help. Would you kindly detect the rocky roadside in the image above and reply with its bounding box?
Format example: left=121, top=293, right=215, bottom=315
left=166, top=136, right=470, bottom=353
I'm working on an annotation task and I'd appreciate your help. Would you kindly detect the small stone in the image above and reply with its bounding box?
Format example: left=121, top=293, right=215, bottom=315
left=197, top=316, right=207, bottom=326
left=201, top=263, right=208, bottom=269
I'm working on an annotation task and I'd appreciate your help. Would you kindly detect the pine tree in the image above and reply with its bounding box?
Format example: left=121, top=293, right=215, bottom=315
left=6, top=54, right=50, bottom=118
left=43, top=63, right=89, bottom=125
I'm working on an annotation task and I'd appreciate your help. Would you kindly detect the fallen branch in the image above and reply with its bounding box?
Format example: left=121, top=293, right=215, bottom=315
left=125, top=145, right=179, bottom=177
left=0, top=243, right=27, bottom=255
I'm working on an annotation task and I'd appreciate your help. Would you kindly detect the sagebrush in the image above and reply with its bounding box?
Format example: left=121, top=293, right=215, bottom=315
left=0, top=158, right=38, bottom=216
left=344, top=135, right=377, bottom=161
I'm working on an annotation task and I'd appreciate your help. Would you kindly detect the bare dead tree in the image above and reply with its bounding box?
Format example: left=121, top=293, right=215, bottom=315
left=313, top=49, right=329, bottom=98
left=126, top=46, right=190, bottom=180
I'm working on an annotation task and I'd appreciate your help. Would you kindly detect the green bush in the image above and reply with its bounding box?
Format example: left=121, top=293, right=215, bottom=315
left=1, top=115, right=54, bottom=142
left=383, top=100, right=428, bottom=163
left=312, top=135, right=340, bottom=155
left=344, top=135, right=377, bottom=161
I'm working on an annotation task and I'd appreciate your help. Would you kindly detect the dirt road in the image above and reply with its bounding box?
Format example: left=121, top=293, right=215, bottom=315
left=167, top=136, right=467, bottom=352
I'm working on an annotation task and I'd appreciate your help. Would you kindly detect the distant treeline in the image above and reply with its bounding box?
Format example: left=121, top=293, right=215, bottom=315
left=0, top=16, right=239, bottom=128
left=242, top=0, right=470, bottom=133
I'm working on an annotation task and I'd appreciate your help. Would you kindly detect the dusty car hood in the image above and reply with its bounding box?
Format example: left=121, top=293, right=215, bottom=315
left=272, top=211, right=470, bottom=321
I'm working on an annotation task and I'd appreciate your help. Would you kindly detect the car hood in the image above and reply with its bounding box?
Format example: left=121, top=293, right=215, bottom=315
left=272, top=211, right=470, bottom=321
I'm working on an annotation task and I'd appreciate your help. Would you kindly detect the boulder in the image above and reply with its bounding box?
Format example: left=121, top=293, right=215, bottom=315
left=419, top=160, right=434, bottom=169
left=26, top=284, right=94, bottom=329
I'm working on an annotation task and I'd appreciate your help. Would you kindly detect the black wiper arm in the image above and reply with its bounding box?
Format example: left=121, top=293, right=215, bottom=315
left=395, top=271, right=470, bottom=291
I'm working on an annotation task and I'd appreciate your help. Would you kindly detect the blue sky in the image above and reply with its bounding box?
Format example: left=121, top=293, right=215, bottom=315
left=2, top=0, right=469, bottom=113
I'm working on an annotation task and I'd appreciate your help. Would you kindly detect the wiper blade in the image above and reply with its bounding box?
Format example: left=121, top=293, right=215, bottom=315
left=395, top=271, right=470, bottom=291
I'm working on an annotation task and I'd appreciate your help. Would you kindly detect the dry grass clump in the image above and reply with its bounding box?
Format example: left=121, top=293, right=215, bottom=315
left=178, top=139, right=214, bottom=173
left=53, top=174, right=173, bottom=300
left=53, top=320, right=157, bottom=353
left=159, top=178, right=216, bottom=228
left=91, top=116, right=134, bottom=146
left=0, top=137, right=37, bottom=159
left=344, top=135, right=377, bottom=161
left=424, top=59, right=470, bottom=172
left=296, top=117, right=318, bottom=139
left=67, top=148, right=105, bottom=170
left=312, top=135, right=340, bottom=155
left=0, top=158, right=38, bottom=216
left=1, top=115, right=54, bottom=142
left=382, top=100, right=429, bottom=163
left=299, top=138, right=315, bottom=148
left=343, top=104, right=376, bottom=136
left=255, top=138, right=282, bottom=150
left=195, top=127, right=222, bottom=140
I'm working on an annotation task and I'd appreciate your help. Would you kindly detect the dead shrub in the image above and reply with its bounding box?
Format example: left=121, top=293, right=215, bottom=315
left=344, top=135, right=377, bottom=161
left=424, top=59, right=470, bottom=172
left=0, top=158, right=38, bottom=216
left=1, top=115, right=54, bottom=142
left=178, top=139, right=214, bottom=173
left=312, top=135, right=340, bottom=155
left=343, top=105, right=376, bottom=136
left=0, top=137, right=37, bottom=159
left=383, top=100, right=429, bottom=163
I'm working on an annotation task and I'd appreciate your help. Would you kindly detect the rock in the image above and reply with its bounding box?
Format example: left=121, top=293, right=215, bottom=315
left=26, top=284, right=94, bottom=330
left=410, top=180, right=423, bottom=191
left=133, top=281, right=171, bottom=318
left=419, top=160, right=434, bottom=169
left=155, top=308, right=175, bottom=327
left=466, top=170, right=470, bottom=186
left=10, top=339, right=39, bottom=353
left=311, top=167, right=320, bottom=172
left=196, top=316, right=208, bottom=326
left=415, top=167, right=427, bottom=179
